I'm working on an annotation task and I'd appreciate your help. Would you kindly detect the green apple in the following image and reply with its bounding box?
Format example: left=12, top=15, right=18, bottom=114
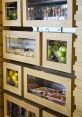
left=59, top=46, right=67, bottom=52
left=59, top=46, right=63, bottom=51
left=61, top=47, right=67, bottom=52
left=60, top=57, right=66, bottom=63
left=14, top=72, right=18, bottom=77
left=62, top=51, right=66, bottom=57
left=57, top=51, right=63, bottom=57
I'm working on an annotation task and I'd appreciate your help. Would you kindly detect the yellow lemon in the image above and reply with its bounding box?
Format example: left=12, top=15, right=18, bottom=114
left=14, top=72, right=18, bottom=77
left=12, top=75, right=18, bottom=82
left=9, top=70, right=13, bottom=76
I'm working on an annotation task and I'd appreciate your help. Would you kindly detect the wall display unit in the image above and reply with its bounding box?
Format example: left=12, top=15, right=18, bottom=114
left=4, top=93, right=42, bottom=117
left=23, top=67, right=72, bottom=116
left=2, top=0, right=22, bottom=26
left=23, top=0, right=73, bottom=27
left=42, top=32, right=73, bottom=73
left=3, top=62, right=22, bottom=96
left=3, top=30, right=41, bottom=65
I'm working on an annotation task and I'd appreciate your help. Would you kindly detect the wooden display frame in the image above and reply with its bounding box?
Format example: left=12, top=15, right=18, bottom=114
left=3, top=30, right=41, bottom=65
left=24, top=67, right=72, bottom=117
left=23, top=0, right=73, bottom=27
left=3, top=62, right=22, bottom=96
left=2, top=0, right=22, bottom=26
left=43, top=111, right=57, bottom=117
left=42, top=33, right=73, bottom=73
left=4, top=93, right=42, bottom=117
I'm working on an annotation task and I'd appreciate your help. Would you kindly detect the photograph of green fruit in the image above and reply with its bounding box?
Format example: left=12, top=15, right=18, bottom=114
left=6, top=2, right=17, bottom=20
left=48, top=40, right=67, bottom=64
left=7, top=69, right=18, bottom=87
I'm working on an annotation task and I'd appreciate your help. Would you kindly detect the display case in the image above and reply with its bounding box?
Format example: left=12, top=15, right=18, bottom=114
left=2, top=0, right=22, bottom=26
left=4, top=93, right=43, bottom=117
left=42, top=32, right=73, bottom=73
left=3, top=62, right=22, bottom=96
left=23, top=67, right=72, bottom=116
left=3, top=30, right=41, bottom=65
left=23, top=0, right=73, bottom=27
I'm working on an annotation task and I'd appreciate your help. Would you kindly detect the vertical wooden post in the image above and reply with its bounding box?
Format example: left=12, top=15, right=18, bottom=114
left=73, top=0, right=82, bottom=116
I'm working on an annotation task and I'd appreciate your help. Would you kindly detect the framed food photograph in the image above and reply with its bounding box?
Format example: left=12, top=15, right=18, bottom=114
left=3, top=30, right=41, bottom=66
left=3, top=62, right=22, bottom=96
left=4, top=93, right=43, bottom=117
left=23, top=67, right=73, bottom=117
left=42, top=32, right=73, bottom=73
left=23, top=0, right=73, bottom=27
left=2, top=0, right=22, bottom=26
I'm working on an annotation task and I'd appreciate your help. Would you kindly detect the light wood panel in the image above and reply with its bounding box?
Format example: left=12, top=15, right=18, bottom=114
left=73, top=110, right=82, bottom=117
left=43, top=111, right=57, bottom=117
left=74, top=88, right=82, bottom=112
left=75, top=79, right=82, bottom=89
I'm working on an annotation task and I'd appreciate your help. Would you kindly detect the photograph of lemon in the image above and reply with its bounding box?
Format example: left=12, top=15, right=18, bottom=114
left=7, top=69, right=18, bottom=87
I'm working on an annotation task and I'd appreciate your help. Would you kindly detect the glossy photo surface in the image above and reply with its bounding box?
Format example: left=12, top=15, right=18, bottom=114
left=27, top=0, right=67, bottom=20
left=27, top=75, right=66, bottom=105
left=5, top=2, right=17, bottom=20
